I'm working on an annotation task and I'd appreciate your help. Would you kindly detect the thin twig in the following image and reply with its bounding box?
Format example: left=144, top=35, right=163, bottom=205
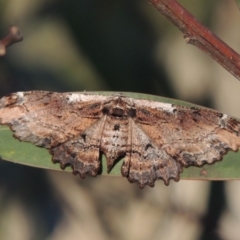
left=148, top=0, right=240, bottom=80
left=0, top=26, right=23, bottom=56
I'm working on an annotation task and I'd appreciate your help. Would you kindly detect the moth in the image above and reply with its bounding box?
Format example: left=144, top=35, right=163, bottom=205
left=0, top=91, right=240, bottom=188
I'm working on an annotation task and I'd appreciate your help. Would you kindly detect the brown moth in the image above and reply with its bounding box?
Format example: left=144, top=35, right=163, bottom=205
left=0, top=91, right=240, bottom=188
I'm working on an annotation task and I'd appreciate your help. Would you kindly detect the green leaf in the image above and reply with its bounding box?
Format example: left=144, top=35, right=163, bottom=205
left=0, top=91, right=240, bottom=181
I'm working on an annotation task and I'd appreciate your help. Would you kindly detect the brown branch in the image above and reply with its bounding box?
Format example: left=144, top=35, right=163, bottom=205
left=148, top=0, right=240, bottom=80
left=0, top=26, right=23, bottom=56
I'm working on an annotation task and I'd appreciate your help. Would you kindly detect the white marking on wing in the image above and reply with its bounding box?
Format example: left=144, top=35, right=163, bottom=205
left=67, top=93, right=107, bottom=103
left=133, top=99, right=176, bottom=113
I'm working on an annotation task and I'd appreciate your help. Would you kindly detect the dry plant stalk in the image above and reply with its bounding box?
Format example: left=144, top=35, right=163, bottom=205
left=0, top=26, right=23, bottom=56
left=148, top=0, right=240, bottom=80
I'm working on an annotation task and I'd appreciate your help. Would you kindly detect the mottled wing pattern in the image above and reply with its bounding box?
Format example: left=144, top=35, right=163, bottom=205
left=1, top=91, right=240, bottom=188
left=52, top=111, right=131, bottom=178
left=125, top=98, right=240, bottom=187
left=122, top=118, right=182, bottom=188
left=51, top=115, right=108, bottom=177
left=0, top=91, right=107, bottom=176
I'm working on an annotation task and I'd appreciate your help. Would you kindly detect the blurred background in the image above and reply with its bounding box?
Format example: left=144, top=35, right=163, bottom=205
left=1, top=0, right=240, bottom=239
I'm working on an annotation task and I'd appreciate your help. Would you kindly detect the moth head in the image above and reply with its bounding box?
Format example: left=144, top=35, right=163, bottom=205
left=102, top=94, right=136, bottom=118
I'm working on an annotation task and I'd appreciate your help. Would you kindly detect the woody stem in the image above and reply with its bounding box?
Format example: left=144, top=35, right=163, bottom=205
left=148, top=0, right=240, bottom=80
